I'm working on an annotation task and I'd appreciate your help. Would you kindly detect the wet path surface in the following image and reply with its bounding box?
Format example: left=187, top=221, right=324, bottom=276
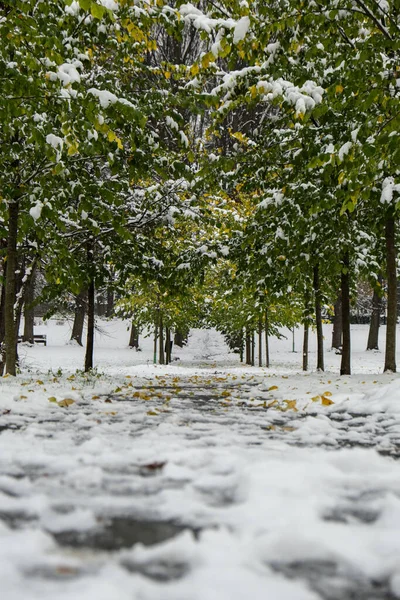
left=1, top=372, right=400, bottom=599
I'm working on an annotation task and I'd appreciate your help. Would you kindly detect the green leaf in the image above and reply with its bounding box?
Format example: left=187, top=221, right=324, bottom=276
left=91, top=2, right=106, bottom=19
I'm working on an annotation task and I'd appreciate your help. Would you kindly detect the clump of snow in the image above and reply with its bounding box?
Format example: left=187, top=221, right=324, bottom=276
left=381, top=177, right=400, bottom=204
left=88, top=88, right=118, bottom=108
left=29, top=202, right=43, bottom=221
left=45, top=133, right=64, bottom=161
left=338, top=141, right=352, bottom=161
left=65, top=1, right=80, bottom=16
left=166, top=116, right=179, bottom=131
left=233, top=16, right=250, bottom=44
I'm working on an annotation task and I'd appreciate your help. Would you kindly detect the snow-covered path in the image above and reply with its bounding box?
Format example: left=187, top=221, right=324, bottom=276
left=2, top=324, right=400, bottom=599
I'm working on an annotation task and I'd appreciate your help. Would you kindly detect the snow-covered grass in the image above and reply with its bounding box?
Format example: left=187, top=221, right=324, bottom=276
left=1, top=320, right=400, bottom=599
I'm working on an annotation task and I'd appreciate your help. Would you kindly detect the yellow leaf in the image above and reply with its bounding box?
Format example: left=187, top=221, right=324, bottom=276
left=36, top=380, right=44, bottom=385
left=20, top=395, right=27, bottom=399
left=92, top=395, right=100, bottom=400
left=58, top=398, right=75, bottom=408
left=338, top=171, right=345, bottom=184
left=190, top=63, right=199, bottom=76
left=283, top=400, right=298, bottom=412
left=267, top=400, right=278, bottom=408
left=323, top=391, right=332, bottom=396
left=147, top=410, right=158, bottom=416
left=164, top=71, right=171, bottom=79
left=268, top=385, right=278, bottom=391
left=321, top=396, right=334, bottom=406
left=311, top=395, right=321, bottom=402
left=48, top=397, right=57, bottom=403
left=336, top=84, right=343, bottom=93
left=67, top=142, right=79, bottom=156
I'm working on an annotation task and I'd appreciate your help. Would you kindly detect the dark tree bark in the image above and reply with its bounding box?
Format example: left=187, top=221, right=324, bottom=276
left=332, top=292, right=343, bottom=350
left=165, top=327, right=171, bottom=364
left=265, top=311, right=270, bottom=368
left=4, top=201, right=19, bottom=375
left=245, top=329, right=251, bottom=365
left=153, top=323, right=158, bottom=364
left=303, top=323, right=309, bottom=371
left=23, top=265, right=36, bottom=344
left=384, top=211, right=397, bottom=372
left=258, top=318, right=262, bottom=367
left=84, top=278, right=95, bottom=372
left=340, top=253, right=351, bottom=375
left=159, top=312, right=165, bottom=365
left=71, top=289, right=86, bottom=346
left=174, top=330, right=186, bottom=348
left=313, top=264, right=324, bottom=371
left=105, top=289, right=114, bottom=318
left=251, top=331, right=255, bottom=366
left=239, top=329, right=244, bottom=363
left=367, top=276, right=382, bottom=350
left=129, top=323, right=139, bottom=349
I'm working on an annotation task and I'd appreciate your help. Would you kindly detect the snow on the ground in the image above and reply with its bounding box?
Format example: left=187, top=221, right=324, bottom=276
left=1, top=320, right=400, bottom=599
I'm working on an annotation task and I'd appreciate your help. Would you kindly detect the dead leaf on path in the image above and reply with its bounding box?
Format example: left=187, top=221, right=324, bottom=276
left=55, top=565, right=79, bottom=576
left=267, top=400, right=279, bottom=408
left=48, top=397, right=57, bottom=403
left=321, top=396, right=334, bottom=406
left=2, top=409, right=11, bottom=414
left=311, top=395, right=321, bottom=402
left=323, top=391, right=332, bottom=396
left=283, top=400, right=298, bottom=412
left=58, top=398, right=75, bottom=408
left=264, top=425, right=276, bottom=431
left=104, top=399, right=112, bottom=404
left=142, top=461, right=166, bottom=471
left=92, top=395, right=100, bottom=400
left=268, top=385, right=278, bottom=391
left=36, top=380, right=44, bottom=385
left=147, top=410, right=158, bottom=416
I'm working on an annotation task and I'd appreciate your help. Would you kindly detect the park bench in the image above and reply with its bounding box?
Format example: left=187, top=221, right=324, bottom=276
left=17, top=334, right=47, bottom=346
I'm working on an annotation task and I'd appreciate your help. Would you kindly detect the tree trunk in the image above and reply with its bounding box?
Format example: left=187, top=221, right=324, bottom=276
left=258, top=318, right=262, bottom=367
left=367, top=277, right=382, bottom=350
left=384, top=211, right=397, bottom=372
left=251, top=331, right=255, bottom=366
left=84, top=278, right=95, bottom=372
left=0, top=275, right=5, bottom=375
left=265, top=311, right=270, bottom=367
left=4, top=201, right=19, bottom=375
left=332, top=292, right=343, bottom=350
left=313, top=264, right=324, bottom=371
left=239, top=329, right=244, bottom=363
left=303, top=323, right=309, bottom=371
left=165, top=327, right=171, bottom=364
left=340, top=252, right=351, bottom=375
left=245, top=329, right=251, bottom=365
left=23, top=265, right=36, bottom=344
left=174, top=329, right=185, bottom=348
left=159, top=312, right=165, bottom=365
left=129, top=323, right=139, bottom=349
left=153, top=323, right=158, bottom=364
left=105, top=288, right=114, bottom=318
left=71, top=289, right=86, bottom=346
